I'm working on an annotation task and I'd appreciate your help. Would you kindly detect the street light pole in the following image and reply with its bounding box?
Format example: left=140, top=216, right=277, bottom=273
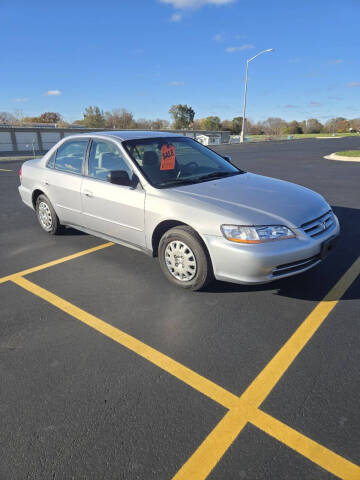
left=240, top=48, right=274, bottom=143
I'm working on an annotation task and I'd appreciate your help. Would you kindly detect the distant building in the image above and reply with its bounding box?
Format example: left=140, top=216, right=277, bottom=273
left=196, top=134, right=221, bottom=146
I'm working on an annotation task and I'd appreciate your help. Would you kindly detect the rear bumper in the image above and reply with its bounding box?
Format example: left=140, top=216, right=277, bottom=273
left=204, top=215, right=340, bottom=284
left=18, top=185, right=33, bottom=209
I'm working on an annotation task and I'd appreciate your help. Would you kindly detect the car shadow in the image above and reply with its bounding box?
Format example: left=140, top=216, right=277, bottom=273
left=61, top=227, right=87, bottom=236
left=205, top=206, right=360, bottom=302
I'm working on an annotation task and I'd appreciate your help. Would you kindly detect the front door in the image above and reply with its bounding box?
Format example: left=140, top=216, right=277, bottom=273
left=81, top=139, right=146, bottom=248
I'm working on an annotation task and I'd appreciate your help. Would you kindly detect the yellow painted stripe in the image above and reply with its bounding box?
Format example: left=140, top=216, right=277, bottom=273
left=175, top=401, right=360, bottom=480
left=251, top=409, right=360, bottom=480
left=0, top=168, right=12, bottom=172
left=173, top=403, right=250, bottom=480
left=11, top=276, right=238, bottom=410
left=173, top=256, right=360, bottom=479
left=0, top=242, right=114, bottom=284
left=241, top=255, right=360, bottom=407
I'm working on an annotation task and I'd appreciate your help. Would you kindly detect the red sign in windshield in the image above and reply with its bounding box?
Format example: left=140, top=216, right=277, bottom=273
left=160, top=144, right=176, bottom=170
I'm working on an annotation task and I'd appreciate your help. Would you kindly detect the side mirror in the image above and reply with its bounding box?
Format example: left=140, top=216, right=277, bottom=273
left=107, top=170, right=133, bottom=186
left=223, top=155, right=232, bottom=163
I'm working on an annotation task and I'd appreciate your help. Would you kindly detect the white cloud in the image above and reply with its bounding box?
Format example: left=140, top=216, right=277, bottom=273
left=225, top=44, right=254, bottom=53
left=348, top=82, right=360, bottom=87
left=44, top=90, right=62, bottom=96
left=284, top=104, right=298, bottom=109
left=170, top=12, right=182, bottom=21
left=309, top=101, right=322, bottom=107
left=160, top=0, right=236, bottom=8
left=15, top=97, right=28, bottom=102
left=213, top=33, right=224, bottom=42
left=167, top=81, right=184, bottom=86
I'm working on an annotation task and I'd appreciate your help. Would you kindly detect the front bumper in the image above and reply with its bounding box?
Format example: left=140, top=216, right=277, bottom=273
left=204, top=215, right=340, bottom=284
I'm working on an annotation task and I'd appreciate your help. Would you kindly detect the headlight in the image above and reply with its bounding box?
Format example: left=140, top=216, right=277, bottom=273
left=221, top=225, right=296, bottom=243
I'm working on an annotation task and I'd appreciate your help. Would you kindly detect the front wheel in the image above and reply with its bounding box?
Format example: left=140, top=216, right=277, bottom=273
left=158, top=226, right=213, bottom=291
left=36, top=194, right=64, bottom=235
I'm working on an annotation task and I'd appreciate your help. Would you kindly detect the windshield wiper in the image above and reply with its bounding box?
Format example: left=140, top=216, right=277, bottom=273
left=196, top=171, right=241, bottom=182
left=157, top=178, right=199, bottom=188
left=157, top=171, right=242, bottom=188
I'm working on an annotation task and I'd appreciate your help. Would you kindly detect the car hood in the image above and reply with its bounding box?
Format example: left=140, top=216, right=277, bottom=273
left=172, top=173, right=330, bottom=228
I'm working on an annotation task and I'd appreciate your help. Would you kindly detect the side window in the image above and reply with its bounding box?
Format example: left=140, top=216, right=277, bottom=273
left=88, top=140, right=132, bottom=181
left=54, top=140, right=88, bottom=175
left=47, top=152, right=56, bottom=168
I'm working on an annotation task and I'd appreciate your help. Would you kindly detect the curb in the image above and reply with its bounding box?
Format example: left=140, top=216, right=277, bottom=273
left=324, top=153, right=360, bottom=162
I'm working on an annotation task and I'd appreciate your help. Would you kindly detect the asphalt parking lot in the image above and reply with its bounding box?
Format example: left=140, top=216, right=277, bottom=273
left=1, top=137, right=359, bottom=479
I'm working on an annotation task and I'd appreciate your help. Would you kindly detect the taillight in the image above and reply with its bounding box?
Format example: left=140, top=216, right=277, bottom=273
left=19, top=166, right=22, bottom=181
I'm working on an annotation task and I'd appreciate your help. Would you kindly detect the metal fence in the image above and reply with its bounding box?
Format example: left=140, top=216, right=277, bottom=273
left=0, top=126, right=231, bottom=156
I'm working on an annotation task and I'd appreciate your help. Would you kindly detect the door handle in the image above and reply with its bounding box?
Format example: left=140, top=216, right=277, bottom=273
left=84, top=190, right=93, bottom=197
left=44, top=180, right=49, bottom=186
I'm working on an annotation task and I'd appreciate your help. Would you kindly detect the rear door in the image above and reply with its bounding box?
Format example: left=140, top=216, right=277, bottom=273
left=44, top=138, right=89, bottom=226
left=81, top=139, right=146, bottom=247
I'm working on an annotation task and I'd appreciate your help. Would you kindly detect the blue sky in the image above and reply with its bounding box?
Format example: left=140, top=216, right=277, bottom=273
left=1, top=0, right=359, bottom=123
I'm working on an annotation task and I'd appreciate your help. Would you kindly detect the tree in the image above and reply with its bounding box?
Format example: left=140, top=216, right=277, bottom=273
left=261, top=117, right=287, bottom=136
left=305, top=118, right=323, bottom=134
left=22, top=116, right=42, bottom=123
left=324, top=117, right=349, bottom=134
left=220, top=119, right=232, bottom=131
left=0, top=112, right=16, bottom=124
left=135, top=118, right=153, bottom=129
left=349, top=118, right=360, bottom=132
left=169, top=104, right=195, bottom=129
left=38, top=112, right=61, bottom=123
left=190, top=119, right=202, bottom=130
left=151, top=118, right=170, bottom=130
left=83, top=106, right=106, bottom=128
left=231, top=117, right=243, bottom=135
left=200, top=116, right=221, bottom=131
left=248, top=123, right=265, bottom=135
left=285, top=120, right=303, bottom=135
left=105, top=108, right=134, bottom=129
left=334, top=117, right=350, bottom=133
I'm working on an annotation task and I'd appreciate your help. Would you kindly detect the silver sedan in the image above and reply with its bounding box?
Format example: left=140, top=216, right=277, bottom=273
left=18, top=131, right=339, bottom=290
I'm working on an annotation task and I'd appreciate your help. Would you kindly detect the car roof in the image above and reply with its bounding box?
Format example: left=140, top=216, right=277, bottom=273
left=86, top=130, right=184, bottom=141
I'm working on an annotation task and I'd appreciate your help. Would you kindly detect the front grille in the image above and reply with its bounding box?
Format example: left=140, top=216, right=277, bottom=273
left=272, top=255, right=320, bottom=277
left=301, top=210, right=334, bottom=237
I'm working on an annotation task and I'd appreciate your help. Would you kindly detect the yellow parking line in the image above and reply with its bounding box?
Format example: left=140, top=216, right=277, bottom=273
left=173, top=402, right=360, bottom=480
left=241, top=255, right=360, bottom=407
left=11, top=276, right=238, bottom=410
left=173, top=256, right=360, bottom=479
left=0, top=168, right=12, bottom=172
left=7, top=254, right=360, bottom=479
left=173, top=402, right=251, bottom=479
left=251, top=409, right=360, bottom=480
left=0, top=242, right=114, bottom=284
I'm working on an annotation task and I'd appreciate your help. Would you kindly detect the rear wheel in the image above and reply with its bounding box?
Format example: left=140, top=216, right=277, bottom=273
left=158, top=226, right=213, bottom=291
left=36, top=194, right=64, bottom=235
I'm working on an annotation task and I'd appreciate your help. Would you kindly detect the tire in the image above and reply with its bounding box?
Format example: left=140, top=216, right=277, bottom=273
left=158, top=226, right=213, bottom=291
left=35, top=194, right=64, bottom=235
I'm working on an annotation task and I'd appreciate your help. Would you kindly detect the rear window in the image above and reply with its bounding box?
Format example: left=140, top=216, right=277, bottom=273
left=54, top=140, right=88, bottom=175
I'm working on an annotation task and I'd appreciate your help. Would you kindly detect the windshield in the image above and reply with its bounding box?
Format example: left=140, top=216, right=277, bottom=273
left=123, top=137, right=243, bottom=188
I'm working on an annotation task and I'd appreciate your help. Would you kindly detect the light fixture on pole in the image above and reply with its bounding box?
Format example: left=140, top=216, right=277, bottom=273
left=240, top=48, right=274, bottom=143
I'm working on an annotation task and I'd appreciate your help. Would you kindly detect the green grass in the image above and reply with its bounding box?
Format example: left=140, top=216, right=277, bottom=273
left=246, top=133, right=359, bottom=142
left=246, top=133, right=360, bottom=142
left=335, top=150, right=360, bottom=157
left=295, top=133, right=358, bottom=138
